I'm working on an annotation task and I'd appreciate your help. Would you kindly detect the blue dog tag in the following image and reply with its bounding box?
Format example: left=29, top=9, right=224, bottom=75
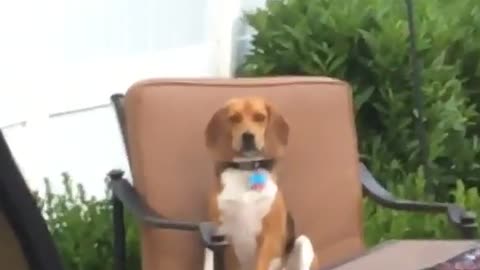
left=249, top=171, right=267, bottom=188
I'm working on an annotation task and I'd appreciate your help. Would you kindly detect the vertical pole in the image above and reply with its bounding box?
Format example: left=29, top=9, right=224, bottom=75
left=405, top=0, right=431, bottom=183
left=213, top=248, right=225, bottom=270
left=212, top=234, right=226, bottom=270
left=110, top=170, right=126, bottom=270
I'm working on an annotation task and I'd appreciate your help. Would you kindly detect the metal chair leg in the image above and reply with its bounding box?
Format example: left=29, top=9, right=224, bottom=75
left=111, top=170, right=126, bottom=270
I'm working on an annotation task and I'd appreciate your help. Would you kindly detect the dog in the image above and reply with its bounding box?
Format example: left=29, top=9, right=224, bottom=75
left=204, top=96, right=318, bottom=270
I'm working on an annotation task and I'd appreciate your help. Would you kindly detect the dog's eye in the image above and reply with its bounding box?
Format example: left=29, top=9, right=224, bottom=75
left=253, top=113, right=266, bottom=122
left=229, top=113, right=242, bottom=123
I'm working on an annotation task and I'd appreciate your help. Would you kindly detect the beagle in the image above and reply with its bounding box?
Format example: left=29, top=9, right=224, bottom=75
left=204, top=96, right=318, bottom=270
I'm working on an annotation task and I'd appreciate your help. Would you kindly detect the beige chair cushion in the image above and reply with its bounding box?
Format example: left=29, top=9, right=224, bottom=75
left=123, top=76, right=365, bottom=269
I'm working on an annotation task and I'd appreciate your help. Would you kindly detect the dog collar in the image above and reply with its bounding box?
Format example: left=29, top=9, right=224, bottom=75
left=222, top=159, right=276, bottom=171
left=220, top=159, right=275, bottom=191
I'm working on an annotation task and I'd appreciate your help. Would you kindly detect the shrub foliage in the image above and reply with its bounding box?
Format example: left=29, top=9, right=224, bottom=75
left=36, top=175, right=140, bottom=270
left=239, top=0, right=480, bottom=198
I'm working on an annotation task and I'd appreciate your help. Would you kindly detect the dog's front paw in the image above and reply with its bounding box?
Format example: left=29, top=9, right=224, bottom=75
left=285, top=235, right=316, bottom=270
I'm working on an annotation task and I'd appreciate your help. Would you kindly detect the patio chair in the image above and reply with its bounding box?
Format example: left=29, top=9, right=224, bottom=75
left=108, top=76, right=478, bottom=270
left=0, top=130, right=65, bottom=270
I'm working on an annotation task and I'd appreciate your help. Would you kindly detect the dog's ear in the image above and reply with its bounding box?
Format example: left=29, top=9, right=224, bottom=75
left=205, top=107, right=229, bottom=148
left=266, top=103, right=289, bottom=147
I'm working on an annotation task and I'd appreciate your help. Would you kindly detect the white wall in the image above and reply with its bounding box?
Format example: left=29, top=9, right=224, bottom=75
left=0, top=0, right=216, bottom=120
left=1, top=0, right=268, bottom=198
left=3, top=105, right=129, bottom=198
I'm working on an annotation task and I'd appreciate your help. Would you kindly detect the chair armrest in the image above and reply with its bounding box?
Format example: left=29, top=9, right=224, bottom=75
left=360, top=163, right=477, bottom=238
left=199, top=222, right=228, bottom=249
left=108, top=169, right=198, bottom=231
left=108, top=169, right=228, bottom=250
left=199, top=222, right=228, bottom=270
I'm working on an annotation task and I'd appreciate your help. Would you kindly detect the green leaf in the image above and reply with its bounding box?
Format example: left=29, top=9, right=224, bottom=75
left=354, top=87, right=375, bottom=110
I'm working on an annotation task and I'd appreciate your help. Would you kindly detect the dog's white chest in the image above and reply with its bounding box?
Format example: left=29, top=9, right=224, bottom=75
left=217, top=168, right=278, bottom=269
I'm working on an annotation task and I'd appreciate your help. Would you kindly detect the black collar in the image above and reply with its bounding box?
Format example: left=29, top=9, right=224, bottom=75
left=221, top=159, right=276, bottom=171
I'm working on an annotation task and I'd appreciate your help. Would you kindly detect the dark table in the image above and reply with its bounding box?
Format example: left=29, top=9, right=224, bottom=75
left=327, top=240, right=480, bottom=270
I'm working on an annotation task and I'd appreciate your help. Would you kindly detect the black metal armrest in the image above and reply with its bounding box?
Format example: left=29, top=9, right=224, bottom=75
left=108, top=169, right=228, bottom=248
left=199, top=222, right=228, bottom=250
left=360, top=163, right=478, bottom=239
left=108, top=169, right=198, bottom=231
left=199, top=222, right=228, bottom=270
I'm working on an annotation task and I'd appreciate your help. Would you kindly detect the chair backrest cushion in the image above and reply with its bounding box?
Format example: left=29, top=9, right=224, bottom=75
left=123, top=76, right=365, bottom=269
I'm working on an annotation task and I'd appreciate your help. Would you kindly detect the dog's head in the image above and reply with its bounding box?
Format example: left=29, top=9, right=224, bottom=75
left=205, top=96, right=289, bottom=161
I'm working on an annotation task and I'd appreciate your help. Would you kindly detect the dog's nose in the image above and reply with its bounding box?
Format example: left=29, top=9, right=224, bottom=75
left=241, top=132, right=255, bottom=149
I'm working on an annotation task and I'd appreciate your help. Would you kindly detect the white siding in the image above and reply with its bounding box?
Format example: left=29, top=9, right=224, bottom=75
left=1, top=0, right=268, bottom=198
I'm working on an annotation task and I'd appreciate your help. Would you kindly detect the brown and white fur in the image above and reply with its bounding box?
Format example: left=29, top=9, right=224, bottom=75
left=204, top=97, right=318, bottom=270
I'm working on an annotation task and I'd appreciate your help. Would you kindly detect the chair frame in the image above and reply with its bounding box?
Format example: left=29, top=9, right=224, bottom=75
left=0, top=131, right=65, bottom=270
left=109, top=94, right=478, bottom=270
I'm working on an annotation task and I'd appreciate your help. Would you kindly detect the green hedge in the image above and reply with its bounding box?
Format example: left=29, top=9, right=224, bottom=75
left=363, top=168, right=480, bottom=245
left=35, top=175, right=140, bottom=270
left=239, top=0, right=480, bottom=199
left=37, top=173, right=480, bottom=269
